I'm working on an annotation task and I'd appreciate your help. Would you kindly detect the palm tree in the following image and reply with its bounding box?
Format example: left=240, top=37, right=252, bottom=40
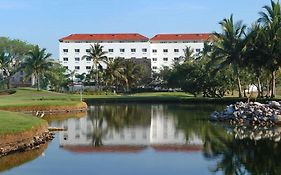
left=244, top=24, right=268, bottom=98
left=24, top=45, right=52, bottom=90
left=104, top=57, right=125, bottom=91
left=211, top=15, right=248, bottom=98
left=183, top=46, right=195, bottom=62
left=258, top=0, right=281, bottom=98
left=82, top=44, right=107, bottom=90
left=122, top=60, right=142, bottom=92
left=0, top=52, right=13, bottom=89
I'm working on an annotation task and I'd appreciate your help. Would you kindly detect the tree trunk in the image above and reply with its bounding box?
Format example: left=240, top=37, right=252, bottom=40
left=271, top=70, right=276, bottom=98
left=95, top=63, right=99, bottom=91
left=257, top=76, right=262, bottom=98
left=237, top=75, right=242, bottom=98
left=37, top=73, right=40, bottom=91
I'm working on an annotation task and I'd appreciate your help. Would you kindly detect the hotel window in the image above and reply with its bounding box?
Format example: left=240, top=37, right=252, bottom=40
left=163, top=49, right=168, bottom=53
left=142, top=48, right=147, bottom=52
left=196, top=48, right=201, bottom=52
left=64, top=66, right=68, bottom=69
left=63, top=49, right=68, bottom=52
left=152, top=49, right=157, bottom=53
left=163, top=58, right=168, bottom=61
left=86, top=49, right=90, bottom=53
left=75, top=49, right=80, bottom=53
left=131, top=57, right=136, bottom=59
left=75, top=66, right=80, bottom=70
left=108, top=49, right=114, bottom=52
left=152, top=66, right=157, bottom=70
left=142, top=57, right=147, bottom=59
left=174, top=57, right=179, bottom=61
left=86, top=66, right=91, bottom=70
left=174, top=49, right=179, bottom=52
left=120, top=48, right=125, bottom=52
left=75, top=57, right=80, bottom=61
left=108, top=57, right=114, bottom=60
left=152, top=58, right=157, bottom=61
left=86, top=57, right=91, bottom=61
left=63, top=57, right=68, bottom=61
left=131, top=48, right=136, bottom=52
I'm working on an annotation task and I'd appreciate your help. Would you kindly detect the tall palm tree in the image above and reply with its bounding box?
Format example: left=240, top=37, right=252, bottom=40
left=244, top=24, right=268, bottom=98
left=83, top=44, right=107, bottom=90
left=24, top=45, right=52, bottom=90
left=211, top=15, right=248, bottom=98
left=258, top=0, right=281, bottom=98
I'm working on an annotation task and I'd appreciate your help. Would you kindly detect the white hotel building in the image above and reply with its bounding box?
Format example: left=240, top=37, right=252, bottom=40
left=59, top=33, right=210, bottom=73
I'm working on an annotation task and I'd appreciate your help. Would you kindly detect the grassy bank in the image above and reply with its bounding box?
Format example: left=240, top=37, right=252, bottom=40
left=0, top=110, right=45, bottom=135
left=0, top=88, right=82, bottom=109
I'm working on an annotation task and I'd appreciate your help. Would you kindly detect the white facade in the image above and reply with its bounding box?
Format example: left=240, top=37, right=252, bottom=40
left=150, top=42, right=204, bottom=72
left=59, top=41, right=150, bottom=74
left=59, top=33, right=209, bottom=73
left=51, top=105, right=202, bottom=147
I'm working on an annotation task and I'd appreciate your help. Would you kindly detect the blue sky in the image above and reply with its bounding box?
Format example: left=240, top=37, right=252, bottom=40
left=0, top=0, right=269, bottom=58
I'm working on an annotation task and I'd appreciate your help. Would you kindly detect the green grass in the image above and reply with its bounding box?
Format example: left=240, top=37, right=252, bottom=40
left=0, top=88, right=82, bottom=108
left=0, top=110, right=45, bottom=135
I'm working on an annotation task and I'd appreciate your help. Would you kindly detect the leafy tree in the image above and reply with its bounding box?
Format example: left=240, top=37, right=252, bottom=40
left=83, top=44, right=107, bottom=90
left=183, top=46, right=195, bottom=62
left=24, top=45, right=53, bottom=90
left=258, top=0, right=281, bottom=98
left=0, top=37, right=35, bottom=89
left=211, top=15, right=248, bottom=98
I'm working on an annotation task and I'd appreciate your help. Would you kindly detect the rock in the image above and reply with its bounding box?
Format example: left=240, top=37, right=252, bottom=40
left=269, top=101, right=281, bottom=108
left=272, top=115, right=281, bottom=124
left=254, top=102, right=263, bottom=106
left=223, top=105, right=235, bottom=115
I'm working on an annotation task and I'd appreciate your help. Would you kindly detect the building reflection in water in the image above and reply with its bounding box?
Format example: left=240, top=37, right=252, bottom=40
left=49, top=105, right=203, bottom=153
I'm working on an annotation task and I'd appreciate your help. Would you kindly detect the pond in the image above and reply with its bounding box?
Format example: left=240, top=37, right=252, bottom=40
left=1, top=103, right=281, bottom=175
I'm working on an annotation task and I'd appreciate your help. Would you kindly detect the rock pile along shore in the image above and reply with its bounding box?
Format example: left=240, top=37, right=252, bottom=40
left=0, top=131, right=54, bottom=158
left=231, top=125, right=281, bottom=142
left=211, top=101, right=281, bottom=126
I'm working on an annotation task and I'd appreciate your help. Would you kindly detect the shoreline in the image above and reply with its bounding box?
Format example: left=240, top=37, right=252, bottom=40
left=0, top=123, right=54, bottom=158
left=0, top=101, right=88, bottom=158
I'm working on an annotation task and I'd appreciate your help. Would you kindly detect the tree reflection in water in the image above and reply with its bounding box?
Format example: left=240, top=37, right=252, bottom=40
left=59, top=104, right=281, bottom=174
left=160, top=104, right=281, bottom=175
left=86, top=104, right=151, bottom=147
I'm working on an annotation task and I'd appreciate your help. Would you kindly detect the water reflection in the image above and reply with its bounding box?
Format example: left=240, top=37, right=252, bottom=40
left=49, top=104, right=204, bottom=153
left=0, top=143, right=47, bottom=172
left=48, top=104, right=281, bottom=174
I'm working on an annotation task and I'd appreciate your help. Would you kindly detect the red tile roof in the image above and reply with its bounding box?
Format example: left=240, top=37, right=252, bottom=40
left=62, top=144, right=202, bottom=153
left=62, top=145, right=147, bottom=153
left=150, top=33, right=211, bottom=41
left=59, top=33, right=149, bottom=42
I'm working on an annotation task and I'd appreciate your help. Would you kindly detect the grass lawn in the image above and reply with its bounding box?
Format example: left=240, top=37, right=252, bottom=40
left=0, top=110, right=45, bottom=135
left=0, top=88, right=82, bottom=108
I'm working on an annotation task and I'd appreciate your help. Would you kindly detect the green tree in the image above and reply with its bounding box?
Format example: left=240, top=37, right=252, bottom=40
left=83, top=44, right=107, bottom=90
left=24, top=45, right=53, bottom=90
left=258, top=0, right=281, bottom=98
left=183, top=46, right=195, bottom=62
left=122, top=60, right=143, bottom=92
left=211, top=15, right=248, bottom=98
left=104, top=57, right=125, bottom=91
left=0, top=52, right=13, bottom=89
left=0, top=37, right=35, bottom=89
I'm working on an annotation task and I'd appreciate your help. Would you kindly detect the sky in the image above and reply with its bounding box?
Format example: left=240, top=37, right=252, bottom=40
left=0, top=0, right=269, bottom=58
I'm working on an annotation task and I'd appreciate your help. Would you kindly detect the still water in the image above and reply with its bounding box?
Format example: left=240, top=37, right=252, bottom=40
left=1, top=104, right=281, bottom=175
